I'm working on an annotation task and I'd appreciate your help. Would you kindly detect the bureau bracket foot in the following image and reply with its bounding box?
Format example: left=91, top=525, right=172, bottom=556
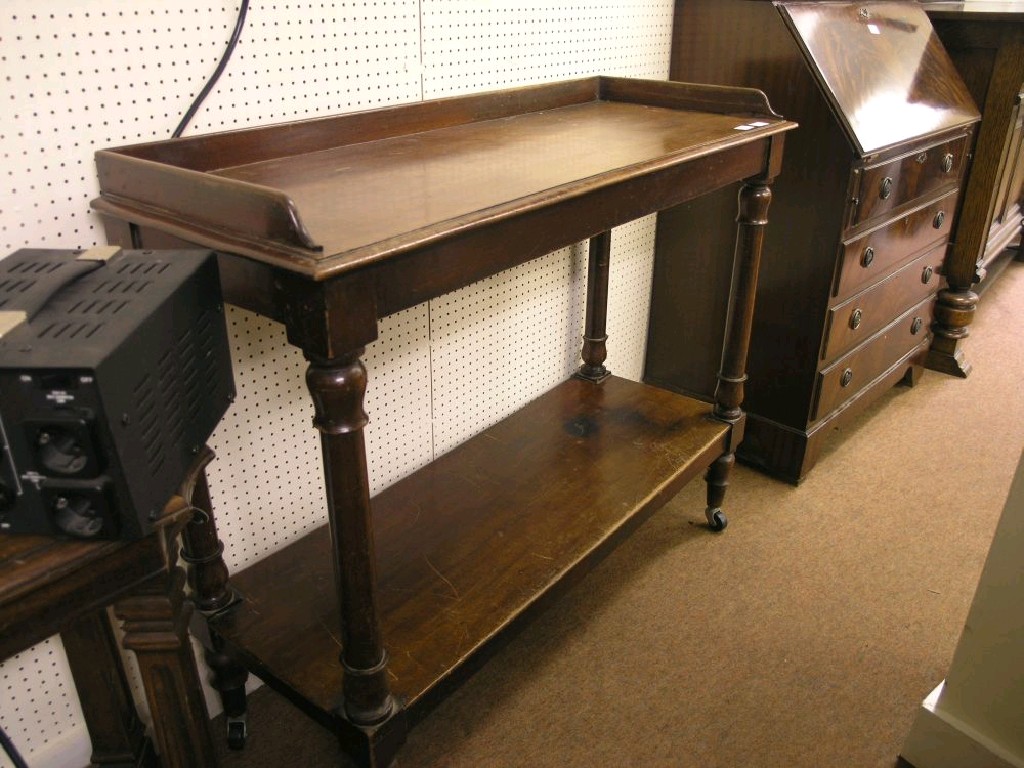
left=926, top=288, right=976, bottom=378
left=925, top=346, right=972, bottom=378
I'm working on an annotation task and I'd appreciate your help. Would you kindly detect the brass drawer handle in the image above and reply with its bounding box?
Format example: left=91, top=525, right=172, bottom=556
left=841, top=368, right=854, bottom=387
left=862, top=246, right=875, bottom=268
left=880, top=177, right=893, bottom=200
left=922, top=266, right=934, bottom=284
left=933, top=210, right=946, bottom=229
left=850, top=308, right=863, bottom=330
left=942, top=153, right=954, bottom=173
left=911, top=317, right=924, bottom=335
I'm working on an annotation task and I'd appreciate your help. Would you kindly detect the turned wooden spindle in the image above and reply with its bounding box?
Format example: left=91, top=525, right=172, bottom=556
left=577, top=230, right=612, bottom=382
left=179, top=447, right=234, bottom=614
left=306, top=351, right=396, bottom=728
left=713, top=181, right=772, bottom=423
left=705, top=179, right=774, bottom=530
left=177, top=446, right=250, bottom=748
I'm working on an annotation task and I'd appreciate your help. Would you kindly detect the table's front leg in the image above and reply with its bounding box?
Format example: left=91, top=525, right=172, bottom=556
left=306, top=351, right=405, bottom=767
left=706, top=177, right=774, bottom=531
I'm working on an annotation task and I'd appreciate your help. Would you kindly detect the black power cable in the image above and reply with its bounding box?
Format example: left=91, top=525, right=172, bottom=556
left=1, top=4, right=248, bottom=753
left=0, top=5, right=250, bottom=768
left=0, top=723, right=30, bottom=768
left=172, top=0, right=251, bottom=138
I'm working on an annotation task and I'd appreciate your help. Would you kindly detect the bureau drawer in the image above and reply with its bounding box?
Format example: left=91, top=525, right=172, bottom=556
left=849, top=133, right=968, bottom=228
left=823, top=246, right=943, bottom=362
left=813, top=298, right=933, bottom=422
left=835, top=190, right=956, bottom=299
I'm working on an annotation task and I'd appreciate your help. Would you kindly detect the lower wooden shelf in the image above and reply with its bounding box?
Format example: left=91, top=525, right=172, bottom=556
left=211, top=375, right=731, bottom=725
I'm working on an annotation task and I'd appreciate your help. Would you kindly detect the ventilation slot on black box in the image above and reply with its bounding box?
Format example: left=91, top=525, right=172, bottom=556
left=132, top=372, right=165, bottom=478
left=35, top=321, right=104, bottom=340
left=0, top=263, right=60, bottom=309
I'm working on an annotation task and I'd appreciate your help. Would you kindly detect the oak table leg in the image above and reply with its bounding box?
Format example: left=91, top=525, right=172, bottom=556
left=306, top=351, right=406, bottom=768
left=706, top=179, right=774, bottom=530
left=62, top=610, right=157, bottom=768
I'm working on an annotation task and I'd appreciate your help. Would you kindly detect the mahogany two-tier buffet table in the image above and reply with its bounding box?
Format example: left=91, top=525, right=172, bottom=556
left=91, top=77, right=795, bottom=767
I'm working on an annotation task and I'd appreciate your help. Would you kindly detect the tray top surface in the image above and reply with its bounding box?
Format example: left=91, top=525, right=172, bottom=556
left=93, top=78, right=794, bottom=280
left=209, top=102, right=776, bottom=265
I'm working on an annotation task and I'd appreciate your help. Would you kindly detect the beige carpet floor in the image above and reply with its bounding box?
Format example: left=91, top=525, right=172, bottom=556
left=215, top=259, right=1024, bottom=768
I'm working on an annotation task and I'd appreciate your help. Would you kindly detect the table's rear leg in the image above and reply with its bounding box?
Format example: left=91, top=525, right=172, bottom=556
left=576, top=230, right=612, bottom=383
left=178, top=447, right=249, bottom=750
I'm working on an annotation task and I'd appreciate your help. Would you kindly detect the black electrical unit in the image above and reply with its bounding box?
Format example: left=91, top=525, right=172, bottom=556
left=0, top=247, right=235, bottom=540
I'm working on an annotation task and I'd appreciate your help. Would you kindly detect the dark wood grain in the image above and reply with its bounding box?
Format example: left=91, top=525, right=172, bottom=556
left=94, top=77, right=790, bottom=283
left=924, top=3, right=1024, bottom=376
left=836, top=191, right=958, bottom=299
left=94, top=77, right=794, bottom=767
left=815, top=298, right=935, bottom=419
left=780, top=1, right=977, bottom=154
left=0, top=498, right=215, bottom=768
left=824, top=247, right=946, bottom=361
left=850, top=133, right=969, bottom=227
left=212, top=376, right=730, bottom=719
left=649, top=0, right=977, bottom=482
left=62, top=609, right=157, bottom=768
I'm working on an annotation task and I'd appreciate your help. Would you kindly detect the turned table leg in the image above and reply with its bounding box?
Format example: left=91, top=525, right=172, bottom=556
left=706, top=179, right=774, bottom=531
left=576, top=230, right=612, bottom=382
left=178, top=448, right=249, bottom=750
left=306, top=351, right=405, bottom=768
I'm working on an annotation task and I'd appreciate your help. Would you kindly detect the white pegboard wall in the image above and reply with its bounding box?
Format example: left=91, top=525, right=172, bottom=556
left=0, top=1, right=674, bottom=765
left=208, top=303, right=435, bottom=571
left=0, top=639, right=90, bottom=768
left=421, top=0, right=674, bottom=96
left=0, top=0, right=423, bottom=255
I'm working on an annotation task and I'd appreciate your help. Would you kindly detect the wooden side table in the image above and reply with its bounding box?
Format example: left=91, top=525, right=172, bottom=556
left=91, top=77, right=796, bottom=768
left=0, top=465, right=218, bottom=767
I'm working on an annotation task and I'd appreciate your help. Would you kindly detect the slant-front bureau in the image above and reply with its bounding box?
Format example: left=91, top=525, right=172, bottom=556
left=646, top=0, right=980, bottom=483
